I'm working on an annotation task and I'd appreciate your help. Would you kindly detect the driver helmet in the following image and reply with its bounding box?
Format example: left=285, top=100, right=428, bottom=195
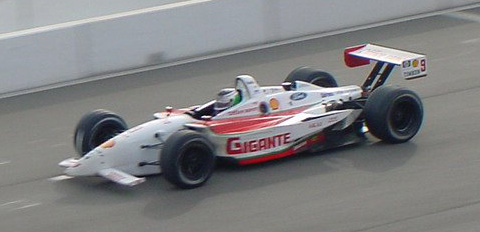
left=214, top=88, right=241, bottom=112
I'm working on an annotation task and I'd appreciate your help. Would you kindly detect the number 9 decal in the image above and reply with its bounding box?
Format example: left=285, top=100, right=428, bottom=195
left=420, top=59, right=426, bottom=72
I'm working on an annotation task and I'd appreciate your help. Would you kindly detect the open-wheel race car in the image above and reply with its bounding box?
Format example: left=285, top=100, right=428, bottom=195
left=59, top=44, right=427, bottom=189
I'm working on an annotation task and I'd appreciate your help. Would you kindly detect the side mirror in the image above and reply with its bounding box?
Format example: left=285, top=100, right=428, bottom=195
left=165, top=106, right=173, bottom=116
left=201, top=115, right=212, bottom=121
left=282, top=82, right=294, bottom=91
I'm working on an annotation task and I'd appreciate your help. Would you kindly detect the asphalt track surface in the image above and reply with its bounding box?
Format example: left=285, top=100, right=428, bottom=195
left=1, top=8, right=480, bottom=232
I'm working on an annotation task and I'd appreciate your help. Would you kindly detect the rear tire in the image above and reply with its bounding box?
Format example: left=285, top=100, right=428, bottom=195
left=74, top=109, right=127, bottom=156
left=161, top=130, right=216, bottom=189
left=364, top=86, right=423, bottom=143
left=285, top=66, right=338, bottom=87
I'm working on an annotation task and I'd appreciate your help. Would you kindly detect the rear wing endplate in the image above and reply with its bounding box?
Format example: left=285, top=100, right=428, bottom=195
left=345, top=44, right=427, bottom=82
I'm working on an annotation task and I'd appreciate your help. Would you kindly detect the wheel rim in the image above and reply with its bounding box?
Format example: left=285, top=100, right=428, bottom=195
left=178, top=142, right=212, bottom=183
left=389, top=98, right=419, bottom=136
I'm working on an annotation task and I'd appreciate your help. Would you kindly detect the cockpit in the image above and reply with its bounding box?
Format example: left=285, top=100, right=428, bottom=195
left=186, top=75, right=260, bottom=119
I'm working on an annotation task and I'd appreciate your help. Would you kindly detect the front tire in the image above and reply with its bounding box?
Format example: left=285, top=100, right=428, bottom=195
left=160, top=130, right=216, bottom=189
left=74, top=109, right=128, bottom=156
left=364, top=86, right=423, bottom=143
left=285, top=66, right=338, bottom=87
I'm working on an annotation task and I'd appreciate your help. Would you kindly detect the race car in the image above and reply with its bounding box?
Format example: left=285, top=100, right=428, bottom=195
left=59, top=44, right=427, bottom=189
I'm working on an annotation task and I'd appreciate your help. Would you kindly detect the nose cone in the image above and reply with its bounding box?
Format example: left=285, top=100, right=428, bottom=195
left=64, top=149, right=108, bottom=176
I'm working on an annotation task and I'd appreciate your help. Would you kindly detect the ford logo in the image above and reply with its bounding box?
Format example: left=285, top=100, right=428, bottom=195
left=290, top=92, right=307, bottom=101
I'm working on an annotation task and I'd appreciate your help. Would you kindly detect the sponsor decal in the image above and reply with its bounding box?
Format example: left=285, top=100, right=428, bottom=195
left=412, top=59, right=419, bottom=67
left=403, top=69, right=421, bottom=77
left=226, top=133, right=291, bottom=155
left=227, top=107, right=257, bottom=116
left=269, top=98, right=279, bottom=110
left=100, top=139, right=115, bottom=149
left=321, top=92, right=334, bottom=98
left=259, top=102, right=269, bottom=114
left=293, top=141, right=307, bottom=151
left=327, top=116, right=339, bottom=123
left=335, top=89, right=358, bottom=95
left=290, top=92, right=307, bottom=101
left=308, top=122, right=322, bottom=128
left=420, top=59, right=426, bottom=71
left=402, top=58, right=426, bottom=79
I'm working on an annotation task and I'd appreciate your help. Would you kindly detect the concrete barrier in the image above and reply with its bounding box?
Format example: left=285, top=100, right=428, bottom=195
left=1, top=0, right=479, bottom=96
left=0, top=0, right=174, bottom=34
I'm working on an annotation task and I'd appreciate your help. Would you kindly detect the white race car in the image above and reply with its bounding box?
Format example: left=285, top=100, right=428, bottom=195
left=59, top=44, right=427, bottom=189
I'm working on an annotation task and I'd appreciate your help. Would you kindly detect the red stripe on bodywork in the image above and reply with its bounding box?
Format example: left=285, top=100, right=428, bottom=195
left=209, top=116, right=291, bottom=134
left=207, top=107, right=309, bottom=134
left=238, top=148, right=294, bottom=165
left=237, top=133, right=325, bottom=165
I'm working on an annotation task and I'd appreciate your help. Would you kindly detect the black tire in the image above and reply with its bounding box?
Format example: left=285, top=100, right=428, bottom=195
left=364, top=86, right=423, bottom=143
left=74, top=109, right=128, bottom=156
left=285, top=66, right=338, bottom=87
left=161, top=130, right=216, bottom=189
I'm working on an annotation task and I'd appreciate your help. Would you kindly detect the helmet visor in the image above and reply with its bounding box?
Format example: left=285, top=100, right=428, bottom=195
left=214, top=88, right=240, bottom=111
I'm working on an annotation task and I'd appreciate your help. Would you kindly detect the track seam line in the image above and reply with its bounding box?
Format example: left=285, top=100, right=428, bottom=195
left=10, top=203, right=42, bottom=211
left=0, top=200, right=25, bottom=207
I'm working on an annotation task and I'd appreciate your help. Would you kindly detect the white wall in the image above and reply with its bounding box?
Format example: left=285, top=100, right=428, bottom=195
left=0, top=0, right=174, bottom=34
left=0, top=0, right=479, bottom=95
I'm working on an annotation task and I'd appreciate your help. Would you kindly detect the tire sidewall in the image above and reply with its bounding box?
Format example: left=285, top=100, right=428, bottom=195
left=74, top=110, right=127, bottom=156
left=285, top=66, right=338, bottom=87
left=161, top=130, right=216, bottom=189
left=365, top=86, right=423, bottom=143
left=386, top=93, right=423, bottom=141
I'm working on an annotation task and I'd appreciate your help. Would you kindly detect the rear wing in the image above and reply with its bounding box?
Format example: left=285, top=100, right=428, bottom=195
left=344, top=44, right=427, bottom=90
